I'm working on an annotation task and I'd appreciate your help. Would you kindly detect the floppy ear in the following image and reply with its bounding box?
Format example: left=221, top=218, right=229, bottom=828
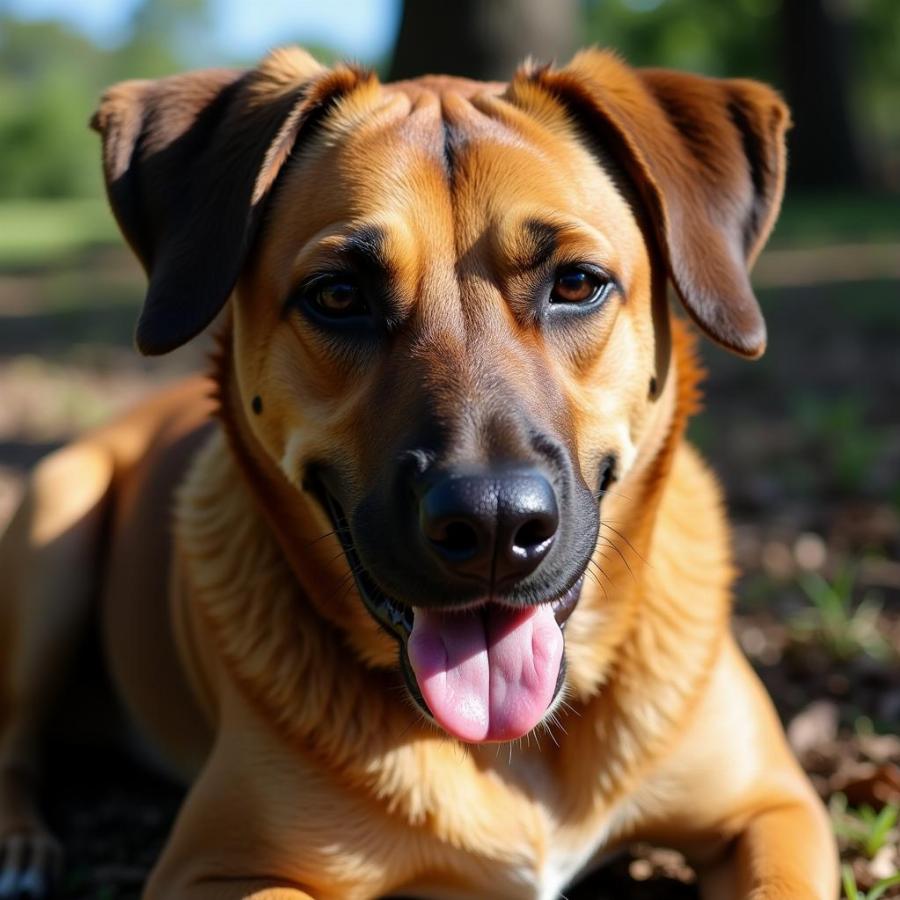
left=514, top=50, right=790, bottom=358
left=91, top=48, right=372, bottom=355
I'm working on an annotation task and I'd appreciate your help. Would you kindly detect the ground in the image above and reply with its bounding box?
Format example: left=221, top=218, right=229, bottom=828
left=0, top=195, right=898, bottom=899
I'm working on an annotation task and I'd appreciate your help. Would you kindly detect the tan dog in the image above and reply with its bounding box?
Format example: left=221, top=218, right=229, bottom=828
left=0, top=48, right=838, bottom=899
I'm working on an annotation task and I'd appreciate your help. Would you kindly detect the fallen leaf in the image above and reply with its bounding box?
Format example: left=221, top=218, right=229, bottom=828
left=841, top=763, right=900, bottom=808
left=787, top=700, right=840, bottom=756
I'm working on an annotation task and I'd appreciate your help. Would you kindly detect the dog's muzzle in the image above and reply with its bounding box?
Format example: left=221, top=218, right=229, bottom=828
left=315, top=470, right=585, bottom=744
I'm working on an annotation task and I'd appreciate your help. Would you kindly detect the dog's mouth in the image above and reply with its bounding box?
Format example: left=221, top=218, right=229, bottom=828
left=318, top=486, right=582, bottom=743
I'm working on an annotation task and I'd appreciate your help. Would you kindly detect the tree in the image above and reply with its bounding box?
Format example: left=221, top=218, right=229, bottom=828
left=779, top=0, right=866, bottom=189
left=0, top=19, right=109, bottom=198
left=389, top=0, right=578, bottom=82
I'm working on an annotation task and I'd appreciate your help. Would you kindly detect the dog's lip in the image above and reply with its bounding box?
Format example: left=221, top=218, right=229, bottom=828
left=315, top=482, right=584, bottom=642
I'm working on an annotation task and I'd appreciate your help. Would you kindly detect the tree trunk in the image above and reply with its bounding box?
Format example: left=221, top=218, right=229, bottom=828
left=388, top=0, right=578, bottom=83
left=780, top=0, right=866, bottom=189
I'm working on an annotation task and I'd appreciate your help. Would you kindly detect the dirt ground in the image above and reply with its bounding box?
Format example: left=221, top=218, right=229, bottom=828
left=1, top=242, right=898, bottom=898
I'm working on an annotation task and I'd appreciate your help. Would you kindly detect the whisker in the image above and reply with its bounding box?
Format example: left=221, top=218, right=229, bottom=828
left=592, top=550, right=614, bottom=571
left=331, top=573, right=355, bottom=596
left=596, top=486, right=635, bottom=503
left=541, top=711, right=564, bottom=746
left=587, top=558, right=613, bottom=585
left=596, top=535, right=634, bottom=579
left=557, top=697, right=581, bottom=718
left=599, top=521, right=649, bottom=567
left=590, top=578, right=610, bottom=604
left=584, top=564, right=610, bottom=604
left=331, top=566, right=365, bottom=598
left=335, top=580, right=361, bottom=604
left=302, top=529, right=340, bottom=548
left=541, top=721, right=560, bottom=749
left=395, top=712, right=422, bottom=741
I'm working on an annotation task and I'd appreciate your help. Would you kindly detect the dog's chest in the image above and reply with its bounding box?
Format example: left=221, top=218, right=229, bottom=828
left=397, top=753, right=617, bottom=900
left=520, top=836, right=617, bottom=900
left=398, top=824, right=614, bottom=900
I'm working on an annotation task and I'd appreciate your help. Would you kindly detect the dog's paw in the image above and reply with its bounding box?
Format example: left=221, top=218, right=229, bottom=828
left=0, top=831, right=62, bottom=900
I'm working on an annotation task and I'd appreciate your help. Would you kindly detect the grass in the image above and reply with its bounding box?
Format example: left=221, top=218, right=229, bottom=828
left=831, top=793, right=900, bottom=859
left=791, top=394, right=884, bottom=495
left=833, top=796, right=900, bottom=899
left=790, top=565, right=889, bottom=661
left=0, top=198, right=119, bottom=267
left=842, top=866, right=900, bottom=900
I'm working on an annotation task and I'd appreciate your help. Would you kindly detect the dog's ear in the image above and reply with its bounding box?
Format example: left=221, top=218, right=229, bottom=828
left=91, top=48, right=373, bottom=355
left=512, top=50, right=790, bottom=358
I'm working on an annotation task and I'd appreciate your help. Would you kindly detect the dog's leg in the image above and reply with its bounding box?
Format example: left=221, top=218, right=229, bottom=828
left=0, top=441, right=115, bottom=898
left=639, top=639, right=839, bottom=900
left=697, top=796, right=838, bottom=900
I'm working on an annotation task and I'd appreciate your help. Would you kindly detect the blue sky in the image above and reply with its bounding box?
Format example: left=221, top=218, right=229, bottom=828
left=4, top=0, right=402, bottom=62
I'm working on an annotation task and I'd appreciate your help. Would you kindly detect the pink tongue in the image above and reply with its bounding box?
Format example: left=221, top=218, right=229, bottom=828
left=407, top=604, right=563, bottom=742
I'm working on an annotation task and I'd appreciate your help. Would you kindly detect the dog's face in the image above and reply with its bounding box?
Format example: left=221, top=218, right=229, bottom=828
left=93, top=48, right=788, bottom=743
left=234, top=78, right=660, bottom=741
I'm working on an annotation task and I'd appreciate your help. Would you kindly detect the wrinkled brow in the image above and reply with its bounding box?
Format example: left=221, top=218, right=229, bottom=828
left=515, top=219, right=561, bottom=272
left=337, top=224, right=391, bottom=276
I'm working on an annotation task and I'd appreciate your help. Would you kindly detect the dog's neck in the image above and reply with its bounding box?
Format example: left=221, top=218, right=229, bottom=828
left=177, top=318, right=731, bottom=820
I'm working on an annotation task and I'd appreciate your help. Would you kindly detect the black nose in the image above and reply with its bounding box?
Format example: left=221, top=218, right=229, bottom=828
left=419, top=470, right=559, bottom=589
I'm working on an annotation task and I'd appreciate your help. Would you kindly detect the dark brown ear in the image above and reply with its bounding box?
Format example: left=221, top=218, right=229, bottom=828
left=513, top=50, right=790, bottom=358
left=91, top=48, right=372, bottom=355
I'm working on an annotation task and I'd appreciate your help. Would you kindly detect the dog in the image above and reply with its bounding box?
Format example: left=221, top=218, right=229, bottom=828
left=0, top=47, right=838, bottom=899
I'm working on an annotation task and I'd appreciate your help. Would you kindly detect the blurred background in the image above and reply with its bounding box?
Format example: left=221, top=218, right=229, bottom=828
left=0, top=1, right=898, bottom=897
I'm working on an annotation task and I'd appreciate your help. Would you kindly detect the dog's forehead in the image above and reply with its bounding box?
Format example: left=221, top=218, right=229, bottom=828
left=274, top=76, right=628, bottom=242
left=257, top=72, right=645, bottom=315
left=385, top=74, right=508, bottom=103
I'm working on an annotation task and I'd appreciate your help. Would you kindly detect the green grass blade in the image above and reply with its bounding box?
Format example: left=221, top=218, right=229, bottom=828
left=842, top=864, right=860, bottom=900
left=867, top=873, right=900, bottom=900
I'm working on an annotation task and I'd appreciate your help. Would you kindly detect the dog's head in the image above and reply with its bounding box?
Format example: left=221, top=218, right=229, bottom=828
left=93, top=48, right=788, bottom=743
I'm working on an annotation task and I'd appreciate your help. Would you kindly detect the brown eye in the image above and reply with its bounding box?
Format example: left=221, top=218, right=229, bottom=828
left=306, top=276, right=368, bottom=318
left=550, top=267, right=610, bottom=305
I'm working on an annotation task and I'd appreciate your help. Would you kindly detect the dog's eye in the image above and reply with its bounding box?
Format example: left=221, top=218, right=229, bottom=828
left=304, top=276, right=368, bottom=319
left=550, top=267, right=612, bottom=306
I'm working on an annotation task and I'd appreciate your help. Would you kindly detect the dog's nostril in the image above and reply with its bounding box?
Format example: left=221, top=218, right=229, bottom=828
left=433, top=520, right=480, bottom=557
left=419, top=470, right=559, bottom=585
left=513, top=517, right=555, bottom=552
